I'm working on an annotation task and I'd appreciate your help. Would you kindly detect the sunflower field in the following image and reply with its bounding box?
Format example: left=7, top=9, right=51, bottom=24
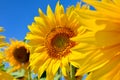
left=0, top=0, right=120, bottom=80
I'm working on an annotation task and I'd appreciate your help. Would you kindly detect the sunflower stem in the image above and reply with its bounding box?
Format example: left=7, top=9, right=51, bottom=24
left=58, top=68, right=62, bottom=80
left=28, top=67, right=32, bottom=80
left=70, top=65, right=75, bottom=80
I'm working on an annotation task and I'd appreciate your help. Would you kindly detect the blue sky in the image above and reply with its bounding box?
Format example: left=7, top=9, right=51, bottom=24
left=0, top=0, right=80, bottom=42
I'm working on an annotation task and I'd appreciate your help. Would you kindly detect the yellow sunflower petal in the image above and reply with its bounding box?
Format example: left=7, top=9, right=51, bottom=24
left=46, top=59, right=60, bottom=80
left=47, top=5, right=56, bottom=27
left=69, top=51, right=88, bottom=68
left=60, top=56, right=69, bottom=77
left=26, top=33, right=44, bottom=46
left=86, top=55, right=120, bottom=80
left=47, top=5, right=54, bottom=19
left=114, top=0, right=120, bottom=6
left=96, top=31, right=120, bottom=46
left=0, top=52, right=4, bottom=63
left=0, top=71, right=14, bottom=80
left=38, top=58, right=51, bottom=79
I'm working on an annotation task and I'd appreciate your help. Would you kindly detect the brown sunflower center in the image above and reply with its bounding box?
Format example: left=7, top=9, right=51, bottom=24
left=13, top=46, right=30, bottom=63
left=52, top=33, right=69, bottom=52
left=46, top=27, right=76, bottom=59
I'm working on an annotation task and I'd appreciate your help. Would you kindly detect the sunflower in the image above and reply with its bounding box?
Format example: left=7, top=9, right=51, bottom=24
left=0, top=27, right=7, bottom=64
left=75, top=0, right=120, bottom=80
left=25, top=2, right=101, bottom=79
left=0, top=27, right=7, bottom=47
left=5, top=39, right=30, bottom=71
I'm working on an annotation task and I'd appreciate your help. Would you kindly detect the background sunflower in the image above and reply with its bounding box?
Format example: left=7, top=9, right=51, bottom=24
left=75, top=0, right=120, bottom=80
left=5, top=39, right=30, bottom=71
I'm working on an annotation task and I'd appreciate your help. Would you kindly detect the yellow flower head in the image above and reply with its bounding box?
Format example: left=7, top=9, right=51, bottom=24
left=5, top=39, right=30, bottom=71
left=77, top=0, right=120, bottom=80
left=0, top=27, right=7, bottom=64
left=0, top=27, right=8, bottom=47
left=26, top=2, right=100, bottom=79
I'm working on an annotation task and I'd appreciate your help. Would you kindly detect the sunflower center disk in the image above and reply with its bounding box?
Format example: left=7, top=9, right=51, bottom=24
left=13, top=46, right=29, bottom=63
left=52, top=34, right=69, bottom=52
left=46, top=27, right=75, bottom=59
